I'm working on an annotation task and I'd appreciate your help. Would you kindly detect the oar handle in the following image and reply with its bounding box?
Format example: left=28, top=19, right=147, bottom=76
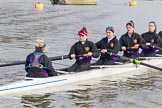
left=127, top=47, right=136, bottom=50
left=49, top=55, right=69, bottom=61
left=76, top=54, right=89, bottom=57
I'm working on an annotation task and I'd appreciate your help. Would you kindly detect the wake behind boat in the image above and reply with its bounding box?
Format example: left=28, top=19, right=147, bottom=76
left=0, top=58, right=162, bottom=95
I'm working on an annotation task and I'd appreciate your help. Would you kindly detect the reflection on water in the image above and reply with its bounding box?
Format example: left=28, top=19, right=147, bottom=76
left=0, top=36, right=12, bottom=43
left=123, top=71, right=162, bottom=91
left=0, top=36, right=32, bottom=43
left=14, top=36, right=32, bottom=41
left=21, top=93, right=51, bottom=108
left=67, top=82, right=119, bottom=107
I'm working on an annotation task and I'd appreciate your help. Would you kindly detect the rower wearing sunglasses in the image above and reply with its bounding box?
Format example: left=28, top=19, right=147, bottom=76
left=119, top=20, right=146, bottom=59
left=67, top=27, right=99, bottom=72
left=140, top=21, right=162, bottom=57
left=95, top=26, right=120, bottom=65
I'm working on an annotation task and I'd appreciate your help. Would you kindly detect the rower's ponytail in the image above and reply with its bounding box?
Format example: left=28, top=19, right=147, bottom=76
left=154, top=24, right=157, bottom=33
left=82, top=27, right=88, bottom=33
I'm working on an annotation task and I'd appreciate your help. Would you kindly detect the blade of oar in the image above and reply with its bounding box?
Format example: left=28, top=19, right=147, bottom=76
left=107, top=52, right=162, bottom=71
left=0, top=55, right=69, bottom=67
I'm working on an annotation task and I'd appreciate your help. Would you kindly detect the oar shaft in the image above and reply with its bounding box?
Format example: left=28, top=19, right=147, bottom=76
left=140, top=62, right=162, bottom=71
left=139, top=57, right=162, bottom=60
left=0, top=55, right=69, bottom=67
left=0, top=61, right=25, bottom=67
left=49, top=55, right=69, bottom=61
left=129, top=59, right=162, bottom=70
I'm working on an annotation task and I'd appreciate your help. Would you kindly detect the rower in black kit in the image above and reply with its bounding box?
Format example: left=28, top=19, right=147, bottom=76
left=95, top=26, right=120, bottom=65
left=120, top=20, right=146, bottom=59
left=140, top=21, right=162, bottom=57
left=67, top=27, right=99, bottom=72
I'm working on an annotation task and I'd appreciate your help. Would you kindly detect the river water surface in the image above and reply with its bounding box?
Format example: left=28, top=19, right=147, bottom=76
left=0, top=0, right=162, bottom=108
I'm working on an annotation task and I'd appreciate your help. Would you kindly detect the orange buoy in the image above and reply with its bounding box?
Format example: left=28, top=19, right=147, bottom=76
left=35, top=2, right=43, bottom=10
left=129, top=1, right=137, bottom=7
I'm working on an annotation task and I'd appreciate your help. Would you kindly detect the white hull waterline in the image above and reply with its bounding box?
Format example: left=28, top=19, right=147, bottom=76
left=0, top=59, right=162, bottom=95
left=53, top=0, right=100, bottom=5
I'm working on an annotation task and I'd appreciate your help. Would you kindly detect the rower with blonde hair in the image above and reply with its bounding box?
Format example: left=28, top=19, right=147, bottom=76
left=25, top=39, right=57, bottom=78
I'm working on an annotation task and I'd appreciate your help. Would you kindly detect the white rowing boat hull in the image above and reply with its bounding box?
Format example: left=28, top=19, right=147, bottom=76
left=0, top=59, right=161, bottom=95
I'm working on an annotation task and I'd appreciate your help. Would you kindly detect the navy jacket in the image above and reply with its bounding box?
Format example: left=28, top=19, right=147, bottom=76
left=96, top=36, right=120, bottom=59
left=69, top=40, right=99, bottom=63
